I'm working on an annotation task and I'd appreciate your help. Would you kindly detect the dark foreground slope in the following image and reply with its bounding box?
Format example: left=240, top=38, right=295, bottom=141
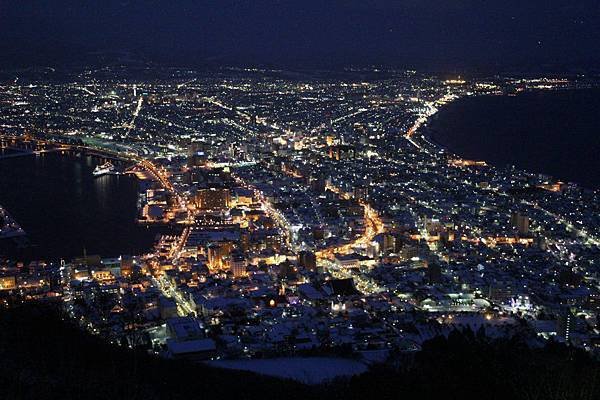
left=0, top=305, right=311, bottom=400
left=340, top=331, right=600, bottom=400
left=1, top=305, right=599, bottom=400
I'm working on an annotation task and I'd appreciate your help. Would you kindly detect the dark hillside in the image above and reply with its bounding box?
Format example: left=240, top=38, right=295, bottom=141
left=1, top=304, right=598, bottom=400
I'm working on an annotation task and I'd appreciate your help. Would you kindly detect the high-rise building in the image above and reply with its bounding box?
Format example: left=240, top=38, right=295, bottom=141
left=427, top=262, right=442, bottom=284
left=207, top=242, right=234, bottom=270
left=228, top=252, right=247, bottom=278
left=188, top=141, right=206, bottom=157
left=488, top=283, right=513, bottom=304
left=375, top=233, right=395, bottom=254
left=309, top=176, right=327, bottom=193
left=353, top=185, right=369, bottom=202
left=196, top=187, right=231, bottom=210
left=328, top=144, right=356, bottom=160
left=207, top=244, right=223, bottom=270
left=120, top=255, right=134, bottom=278
left=188, top=142, right=208, bottom=167
left=159, top=296, right=179, bottom=320
left=298, top=250, right=317, bottom=271
left=510, top=212, right=530, bottom=235
left=239, top=229, right=250, bottom=252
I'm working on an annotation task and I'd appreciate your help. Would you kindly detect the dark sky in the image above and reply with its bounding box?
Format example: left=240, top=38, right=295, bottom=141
left=1, top=0, right=599, bottom=71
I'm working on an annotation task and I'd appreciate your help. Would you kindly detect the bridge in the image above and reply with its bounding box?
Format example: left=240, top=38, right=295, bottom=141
left=1, top=133, right=174, bottom=194
left=0, top=141, right=130, bottom=163
left=0, top=146, right=65, bottom=160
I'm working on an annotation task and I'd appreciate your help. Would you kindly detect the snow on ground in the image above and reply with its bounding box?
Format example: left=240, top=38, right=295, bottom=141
left=206, top=357, right=368, bottom=384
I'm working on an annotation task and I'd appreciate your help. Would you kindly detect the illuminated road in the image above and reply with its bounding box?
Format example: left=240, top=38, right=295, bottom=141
left=152, top=275, right=196, bottom=317
left=404, top=93, right=458, bottom=149
left=150, top=226, right=196, bottom=316
left=316, top=184, right=385, bottom=260
left=196, top=96, right=388, bottom=260
left=125, top=96, right=144, bottom=135
left=522, top=199, right=600, bottom=247
left=230, top=173, right=297, bottom=250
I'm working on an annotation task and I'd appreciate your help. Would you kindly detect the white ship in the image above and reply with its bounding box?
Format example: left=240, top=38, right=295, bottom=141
left=93, top=162, right=118, bottom=177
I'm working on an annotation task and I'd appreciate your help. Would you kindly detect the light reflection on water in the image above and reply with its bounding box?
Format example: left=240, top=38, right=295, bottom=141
left=0, top=152, right=164, bottom=262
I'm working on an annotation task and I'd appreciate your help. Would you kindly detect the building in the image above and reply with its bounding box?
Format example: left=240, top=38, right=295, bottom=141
left=489, top=283, right=513, bottom=304
left=0, top=275, right=16, bottom=290
left=353, top=185, right=369, bottom=201
left=427, top=263, right=442, bottom=284
left=207, top=241, right=234, bottom=270
left=334, top=254, right=360, bottom=269
left=298, top=250, right=317, bottom=271
left=196, top=186, right=230, bottom=210
left=232, top=187, right=253, bottom=207
left=165, top=317, right=216, bottom=361
left=328, top=145, right=356, bottom=160
left=166, top=316, right=204, bottom=341
left=228, top=252, right=247, bottom=278
left=188, top=142, right=208, bottom=167
left=159, top=296, right=179, bottom=320
left=510, top=212, right=530, bottom=236
left=309, top=176, right=327, bottom=193
left=166, top=338, right=217, bottom=361
left=120, top=255, right=134, bottom=278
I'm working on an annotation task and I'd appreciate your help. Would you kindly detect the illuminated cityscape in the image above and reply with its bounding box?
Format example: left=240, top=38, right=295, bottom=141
left=1, top=68, right=599, bottom=360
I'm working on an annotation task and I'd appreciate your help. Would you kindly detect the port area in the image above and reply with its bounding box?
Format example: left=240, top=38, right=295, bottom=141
left=0, top=205, right=26, bottom=240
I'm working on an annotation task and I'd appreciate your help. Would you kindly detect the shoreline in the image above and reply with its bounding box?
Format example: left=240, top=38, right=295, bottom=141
left=0, top=143, right=164, bottom=263
left=0, top=204, right=26, bottom=240
left=418, top=89, right=600, bottom=190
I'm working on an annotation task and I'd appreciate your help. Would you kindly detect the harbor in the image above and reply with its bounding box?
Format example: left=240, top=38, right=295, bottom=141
left=0, top=205, right=26, bottom=239
left=0, top=148, right=161, bottom=262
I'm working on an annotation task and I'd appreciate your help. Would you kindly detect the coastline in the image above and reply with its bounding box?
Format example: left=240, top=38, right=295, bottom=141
left=420, top=89, right=600, bottom=190
left=0, top=141, right=163, bottom=262
left=0, top=204, right=26, bottom=239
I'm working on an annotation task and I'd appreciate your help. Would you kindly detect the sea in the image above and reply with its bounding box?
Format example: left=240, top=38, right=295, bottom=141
left=0, top=151, right=160, bottom=262
left=427, top=88, right=600, bottom=190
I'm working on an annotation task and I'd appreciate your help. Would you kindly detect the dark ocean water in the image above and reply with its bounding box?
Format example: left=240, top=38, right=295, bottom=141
left=428, top=89, right=600, bottom=189
left=0, top=152, right=159, bottom=262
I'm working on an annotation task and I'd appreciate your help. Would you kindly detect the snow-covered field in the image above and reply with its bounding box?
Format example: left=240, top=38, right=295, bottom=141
left=206, top=357, right=368, bottom=384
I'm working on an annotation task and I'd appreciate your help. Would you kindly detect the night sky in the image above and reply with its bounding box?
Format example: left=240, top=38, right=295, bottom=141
left=1, top=0, right=599, bottom=70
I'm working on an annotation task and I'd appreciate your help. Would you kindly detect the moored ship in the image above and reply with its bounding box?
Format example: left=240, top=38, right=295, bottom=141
left=93, top=162, right=119, bottom=177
